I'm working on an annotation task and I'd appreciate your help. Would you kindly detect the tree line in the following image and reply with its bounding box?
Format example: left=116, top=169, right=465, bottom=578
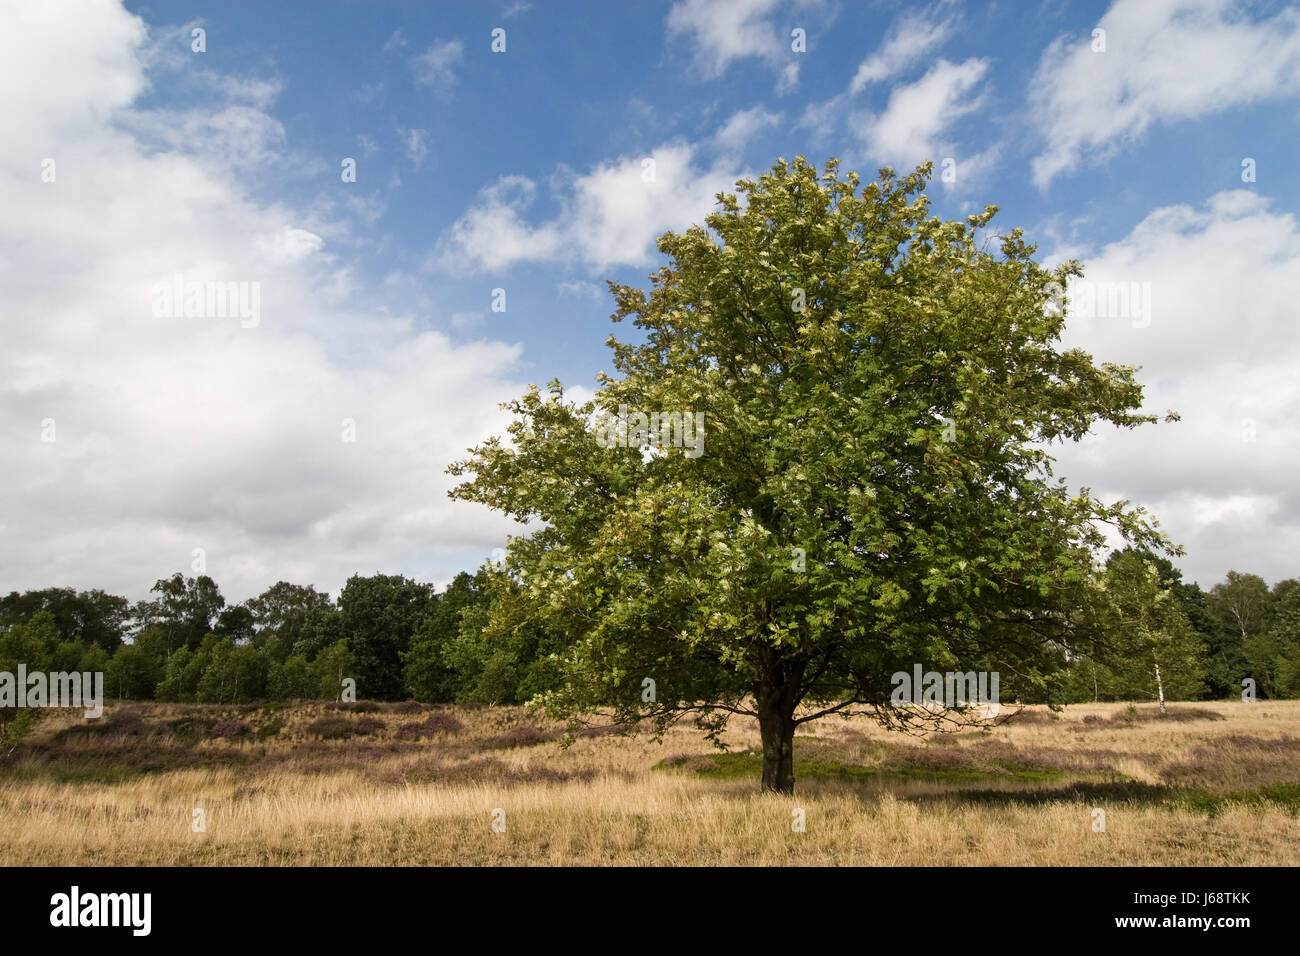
left=1, top=551, right=1298, bottom=709
left=0, top=570, right=559, bottom=708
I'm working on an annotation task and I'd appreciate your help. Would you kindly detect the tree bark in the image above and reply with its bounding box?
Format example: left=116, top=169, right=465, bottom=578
left=1154, top=658, right=1166, bottom=715
left=756, top=647, right=803, bottom=794
left=757, top=698, right=796, bottom=794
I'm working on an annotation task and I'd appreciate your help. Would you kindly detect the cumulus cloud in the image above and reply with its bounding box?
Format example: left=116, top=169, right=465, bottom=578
left=412, top=37, right=464, bottom=96
left=713, top=106, right=782, bottom=153
left=0, top=1, right=525, bottom=600
left=854, top=57, right=989, bottom=167
left=849, top=11, right=953, bottom=91
left=405, top=128, right=429, bottom=167
left=557, top=280, right=607, bottom=302
left=795, top=8, right=991, bottom=185
left=1030, top=0, right=1300, bottom=187
left=666, top=0, right=800, bottom=91
left=430, top=144, right=743, bottom=274
left=1049, top=190, right=1300, bottom=585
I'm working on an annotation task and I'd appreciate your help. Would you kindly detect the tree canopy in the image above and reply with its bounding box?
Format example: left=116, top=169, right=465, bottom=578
left=449, top=156, right=1179, bottom=793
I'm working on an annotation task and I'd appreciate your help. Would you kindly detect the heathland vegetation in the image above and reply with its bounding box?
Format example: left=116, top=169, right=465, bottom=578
left=2, top=698, right=1298, bottom=865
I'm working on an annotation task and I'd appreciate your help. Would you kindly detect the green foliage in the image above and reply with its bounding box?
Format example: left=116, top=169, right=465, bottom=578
left=105, top=644, right=162, bottom=700
left=1065, top=550, right=1205, bottom=703
left=135, top=573, right=226, bottom=653
left=1254, top=579, right=1300, bottom=698
left=339, top=574, right=437, bottom=700
left=195, top=639, right=266, bottom=704
left=267, top=654, right=314, bottom=700
left=0, top=611, right=57, bottom=674
left=308, top=640, right=355, bottom=700
left=448, top=156, right=1178, bottom=790
left=0, top=588, right=129, bottom=652
left=247, top=581, right=334, bottom=662
left=155, top=646, right=202, bottom=702
left=0, top=613, right=57, bottom=747
left=403, top=572, right=486, bottom=702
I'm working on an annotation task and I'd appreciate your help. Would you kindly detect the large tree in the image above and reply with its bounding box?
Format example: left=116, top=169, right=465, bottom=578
left=448, top=157, right=1176, bottom=793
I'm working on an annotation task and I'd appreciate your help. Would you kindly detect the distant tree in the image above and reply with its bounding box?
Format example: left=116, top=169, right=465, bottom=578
left=0, top=588, right=129, bottom=652
left=0, top=612, right=57, bottom=747
left=309, top=640, right=355, bottom=700
left=137, top=573, right=226, bottom=654
left=196, top=639, right=266, bottom=703
left=290, top=606, right=345, bottom=661
left=155, top=645, right=204, bottom=702
left=338, top=574, right=437, bottom=700
left=1248, top=578, right=1300, bottom=699
left=77, top=644, right=111, bottom=680
left=267, top=654, right=314, bottom=700
left=105, top=644, right=162, bottom=700
left=402, top=571, right=487, bottom=703
left=214, top=604, right=256, bottom=644
left=440, top=579, right=570, bottom=705
left=1210, top=571, right=1272, bottom=696
left=1109, top=548, right=1229, bottom=699
left=247, top=582, right=334, bottom=661
left=1069, top=551, right=1205, bottom=707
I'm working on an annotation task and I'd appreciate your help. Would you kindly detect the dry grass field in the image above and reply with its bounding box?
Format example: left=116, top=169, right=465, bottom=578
left=2, top=698, right=1298, bottom=865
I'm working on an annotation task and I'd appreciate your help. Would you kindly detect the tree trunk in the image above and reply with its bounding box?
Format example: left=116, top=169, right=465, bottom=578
left=756, top=647, right=803, bottom=795
left=757, top=700, right=796, bottom=794
left=1154, top=659, right=1166, bottom=715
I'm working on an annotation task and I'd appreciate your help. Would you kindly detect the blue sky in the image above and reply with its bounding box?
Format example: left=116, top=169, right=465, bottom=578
left=4, top=0, right=1300, bottom=601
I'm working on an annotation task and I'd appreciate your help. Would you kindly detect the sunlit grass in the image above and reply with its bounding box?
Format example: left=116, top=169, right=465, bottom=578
left=1, top=699, right=1298, bottom=865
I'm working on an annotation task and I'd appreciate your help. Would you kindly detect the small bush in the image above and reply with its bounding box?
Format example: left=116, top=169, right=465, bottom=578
left=482, top=724, right=558, bottom=749
left=396, top=712, right=463, bottom=740
left=323, top=700, right=382, bottom=713
left=210, top=720, right=252, bottom=739
left=167, top=716, right=215, bottom=741
left=305, top=715, right=384, bottom=739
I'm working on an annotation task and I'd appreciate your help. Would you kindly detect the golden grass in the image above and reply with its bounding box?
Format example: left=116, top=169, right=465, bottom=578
left=2, top=699, right=1299, bottom=865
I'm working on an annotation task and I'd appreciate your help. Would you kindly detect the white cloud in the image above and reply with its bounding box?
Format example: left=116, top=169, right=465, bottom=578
left=666, top=0, right=799, bottom=91
left=795, top=8, right=991, bottom=183
left=405, top=127, right=429, bottom=167
left=1030, top=0, right=1300, bottom=187
left=850, top=11, right=953, bottom=91
left=204, top=73, right=283, bottom=109
left=431, top=144, right=743, bottom=274
left=413, top=38, right=464, bottom=96
left=253, top=226, right=325, bottom=265
left=0, top=1, right=526, bottom=600
left=430, top=176, right=566, bottom=273
left=1050, top=189, right=1300, bottom=585
left=450, top=311, right=485, bottom=329
left=557, top=280, right=606, bottom=302
left=713, top=106, right=781, bottom=152
left=855, top=57, right=989, bottom=167
left=382, top=28, right=407, bottom=54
